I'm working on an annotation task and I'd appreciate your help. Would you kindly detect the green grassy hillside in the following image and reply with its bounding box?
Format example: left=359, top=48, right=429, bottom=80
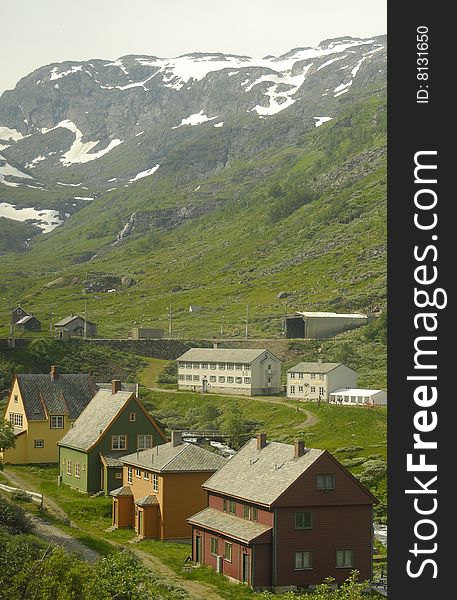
left=0, top=93, right=386, bottom=339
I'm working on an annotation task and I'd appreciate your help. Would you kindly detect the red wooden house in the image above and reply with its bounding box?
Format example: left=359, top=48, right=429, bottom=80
left=188, top=434, right=377, bottom=592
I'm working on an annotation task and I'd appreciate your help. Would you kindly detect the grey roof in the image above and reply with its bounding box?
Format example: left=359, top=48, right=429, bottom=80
left=16, top=373, right=99, bottom=421
left=16, top=315, right=39, bottom=325
left=121, top=441, right=227, bottom=473
left=287, top=361, right=348, bottom=374
left=135, top=495, right=159, bottom=506
left=203, top=438, right=325, bottom=506
left=100, top=452, right=125, bottom=467
left=188, top=507, right=272, bottom=543
left=54, top=314, right=95, bottom=327
left=58, top=389, right=134, bottom=451
left=97, top=382, right=138, bottom=394
left=295, top=311, right=367, bottom=319
left=110, top=486, right=133, bottom=497
left=177, top=348, right=278, bottom=364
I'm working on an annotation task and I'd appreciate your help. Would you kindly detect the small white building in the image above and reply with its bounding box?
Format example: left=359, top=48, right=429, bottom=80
left=177, top=348, right=282, bottom=396
left=287, top=361, right=357, bottom=401
left=330, top=388, right=387, bottom=406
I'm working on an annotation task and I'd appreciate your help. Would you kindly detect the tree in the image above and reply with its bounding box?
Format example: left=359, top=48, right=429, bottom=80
left=219, top=406, right=246, bottom=448
left=0, top=420, right=15, bottom=469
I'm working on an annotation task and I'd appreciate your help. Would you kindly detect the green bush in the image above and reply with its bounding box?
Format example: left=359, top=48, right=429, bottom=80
left=0, top=497, right=34, bottom=534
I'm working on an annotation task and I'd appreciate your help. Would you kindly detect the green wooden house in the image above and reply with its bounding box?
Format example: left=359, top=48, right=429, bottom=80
left=58, top=380, right=167, bottom=494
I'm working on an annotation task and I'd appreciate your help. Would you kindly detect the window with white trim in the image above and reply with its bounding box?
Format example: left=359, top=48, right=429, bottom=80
left=290, top=385, right=295, bottom=394
left=13, top=394, right=18, bottom=403
left=218, top=363, right=225, bottom=370
left=129, top=412, right=136, bottom=422
left=179, top=374, right=185, bottom=381
left=111, top=435, right=127, bottom=450
left=193, top=375, right=200, bottom=381
left=310, top=386, right=316, bottom=393
left=244, top=377, right=251, bottom=384
left=227, top=376, right=234, bottom=383
left=67, top=460, right=72, bottom=476
left=336, top=549, right=354, bottom=568
left=235, top=377, right=242, bottom=384
left=143, top=471, right=149, bottom=480
left=152, top=474, right=159, bottom=492
left=127, top=466, right=133, bottom=484
left=136, top=468, right=141, bottom=478
left=319, top=387, right=325, bottom=396
left=219, top=376, right=225, bottom=383
left=115, top=472, right=122, bottom=479
left=224, top=542, right=232, bottom=562
left=186, top=375, right=192, bottom=381
left=210, top=376, right=216, bottom=383
left=9, top=413, right=23, bottom=427
left=211, top=537, right=218, bottom=556
left=75, top=463, right=80, bottom=478
left=294, top=551, right=312, bottom=570
left=34, top=439, right=44, bottom=449
left=50, top=415, right=64, bottom=429
left=138, top=435, right=153, bottom=449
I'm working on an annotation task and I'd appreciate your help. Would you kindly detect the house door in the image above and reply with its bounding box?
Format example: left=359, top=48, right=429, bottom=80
left=138, top=510, right=143, bottom=536
left=195, top=535, right=202, bottom=563
left=242, top=552, right=249, bottom=584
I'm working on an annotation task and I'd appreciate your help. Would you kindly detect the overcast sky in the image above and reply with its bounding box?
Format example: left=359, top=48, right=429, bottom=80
left=1, top=0, right=386, bottom=95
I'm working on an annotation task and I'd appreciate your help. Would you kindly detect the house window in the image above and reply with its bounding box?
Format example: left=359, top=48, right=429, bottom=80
left=34, top=439, right=44, bottom=448
left=210, top=363, right=217, bottom=370
left=75, top=463, right=80, bottom=478
left=336, top=549, right=354, bottom=568
left=229, top=500, right=236, bottom=515
left=210, top=376, right=216, bottom=383
left=9, top=413, right=23, bottom=427
left=310, top=386, right=316, bottom=394
left=193, top=375, right=200, bottom=382
left=235, top=364, right=242, bottom=370
left=186, top=362, right=192, bottom=368
left=298, top=373, right=304, bottom=379
left=143, top=471, right=149, bottom=480
left=152, top=474, right=159, bottom=492
left=50, top=415, right=64, bottom=429
left=211, top=537, right=218, bottom=556
left=244, top=377, right=251, bottom=384
left=319, top=387, right=325, bottom=396
left=243, top=505, right=258, bottom=522
left=13, top=394, right=18, bottom=403
left=235, top=377, right=242, bottom=384
left=317, top=473, right=335, bottom=490
left=186, top=375, right=192, bottom=381
left=294, top=551, right=312, bottom=570
left=290, top=372, right=296, bottom=378
left=290, top=386, right=295, bottom=394
left=127, top=466, right=133, bottom=484
left=193, top=363, right=200, bottom=369
left=219, top=376, right=225, bottom=383
left=298, top=386, right=303, bottom=392
left=311, top=373, right=316, bottom=379
left=178, top=362, right=185, bottom=368
left=294, top=511, right=313, bottom=529
left=138, top=435, right=153, bottom=449
left=201, top=363, right=208, bottom=369
left=227, top=376, right=234, bottom=383
left=111, top=435, right=127, bottom=450
left=224, top=542, right=232, bottom=562
left=136, top=468, right=141, bottom=478
left=179, top=375, right=185, bottom=381
left=67, top=460, right=72, bottom=476
left=227, top=363, right=234, bottom=370
left=115, top=472, right=122, bottom=479
left=218, top=363, right=225, bottom=370
left=129, top=412, right=136, bottom=422
left=243, top=364, right=250, bottom=371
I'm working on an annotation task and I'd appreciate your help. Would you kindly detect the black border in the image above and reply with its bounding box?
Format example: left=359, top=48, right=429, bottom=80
left=388, top=3, right=451, bottom=596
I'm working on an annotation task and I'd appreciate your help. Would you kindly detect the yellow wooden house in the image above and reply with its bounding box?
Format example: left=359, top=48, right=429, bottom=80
left=1, top=366, right=99, bottom=464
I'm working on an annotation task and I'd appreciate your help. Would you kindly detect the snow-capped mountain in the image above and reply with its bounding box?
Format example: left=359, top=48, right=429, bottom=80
left=0, top=36, right=386, bottom=233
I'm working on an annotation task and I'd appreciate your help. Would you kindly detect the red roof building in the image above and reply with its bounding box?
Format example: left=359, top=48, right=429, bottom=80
left=188, top=434, right=377, bottom=592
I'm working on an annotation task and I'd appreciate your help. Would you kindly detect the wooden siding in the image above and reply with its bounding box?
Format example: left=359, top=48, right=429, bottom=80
left=275, top=504, right=373, bottom=586
left=208, top=493, right=274, bottom=526
left=252, top=543, right=272, bottom=588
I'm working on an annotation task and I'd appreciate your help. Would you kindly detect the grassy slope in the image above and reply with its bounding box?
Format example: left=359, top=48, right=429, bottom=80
left=0, top=94, right=386, bottom=339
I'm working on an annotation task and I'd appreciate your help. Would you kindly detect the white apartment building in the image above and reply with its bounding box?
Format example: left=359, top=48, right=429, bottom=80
left=287, top=360, right=357, bottom=401
left=177, top=348, right=282, bottom=396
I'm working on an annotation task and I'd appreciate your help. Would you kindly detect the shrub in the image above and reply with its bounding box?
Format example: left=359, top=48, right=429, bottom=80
left=0, top=497, right=34, bottom=534
left=11, top=490, right=32, bottom=503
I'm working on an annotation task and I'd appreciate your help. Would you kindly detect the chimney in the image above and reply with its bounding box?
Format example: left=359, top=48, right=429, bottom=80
left=256, top=433, right=267, bottom=451
left=171, top=430, right=183, bottom=447
left=111, top=380, right=122, bottom=394
left=317, top=358, right=322, bottom=364
left=294, top=439, right=306, bottom=459
left=50, top=365, right=59, bottom=380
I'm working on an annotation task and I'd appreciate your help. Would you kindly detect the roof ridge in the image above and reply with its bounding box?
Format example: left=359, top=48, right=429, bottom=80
left=160, top=442, right=190, bottom=471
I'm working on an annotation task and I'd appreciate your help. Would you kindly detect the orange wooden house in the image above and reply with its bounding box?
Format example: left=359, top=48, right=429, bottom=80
left=110, top=431, right=227, bottom=541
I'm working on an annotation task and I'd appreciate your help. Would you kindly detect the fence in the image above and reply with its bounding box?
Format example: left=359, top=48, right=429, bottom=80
left=0, top=483, right=43, bottom=507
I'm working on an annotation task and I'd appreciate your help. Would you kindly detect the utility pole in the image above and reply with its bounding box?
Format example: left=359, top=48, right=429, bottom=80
left=168, top=302, right=173, bottom=337
left=245, top=304, right=249, bottom=340
left=84, top=299, right=87, bottom=340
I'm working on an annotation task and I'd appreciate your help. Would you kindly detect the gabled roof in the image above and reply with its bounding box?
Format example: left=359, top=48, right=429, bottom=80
left=188, top=507, right=272, bottom=544
left=121, top=441, right=227, bottom=473
left=15, top=373, right=99, bottom=421
left=110, top=486, right=133, bottom=497
left=295, top=311, right=367, bottom=319
left=331, top=388, right=385, bottom=396
left=287, top=361, right=352, bottom=374
left=16, top=315, right=39, bottom=325
left=203, top=438, right=325, bottom=506
left=135, top=495, right=159, bottom=506
left=58, top=389, right=134, bottom=451
left=177, top=348, right=279, bottom=364
left=54, top=314, right=95, bottom=327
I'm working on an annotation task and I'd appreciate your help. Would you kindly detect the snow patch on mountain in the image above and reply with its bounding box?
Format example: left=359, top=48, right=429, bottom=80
left=334, top=81, right=353, bottom=97
left=314, top=117, right=333, bottom=127
left=128, top=164, right=160, bottom=182
left=0, top=202, right=63, bottom=233
left=50, top=65, right=83, bottom=80
left=172, top=111, right=218, bottom=128
left=0, top=153, right=34, bottom=184
left=0, top=126, right=24, bottom=141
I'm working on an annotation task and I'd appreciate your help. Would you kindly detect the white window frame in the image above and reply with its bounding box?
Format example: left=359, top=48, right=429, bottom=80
left=75, top=463, right=80, bottom=478
left=111, top=435, right=127, bottom=451
left=50, top=415, right=64, bottom=429
left=129, top=412, right=136, bottom=422
left=67, top=459, right=72, bottom=476
left=138, top=434, right=153, bottom=449
left=127, top=466, right=133, bottom=484
left=152, top=473, right=159, bottom=493
left=34, top=439, right=44, bottom=449
left=9, top=413, right=23, bottom=427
